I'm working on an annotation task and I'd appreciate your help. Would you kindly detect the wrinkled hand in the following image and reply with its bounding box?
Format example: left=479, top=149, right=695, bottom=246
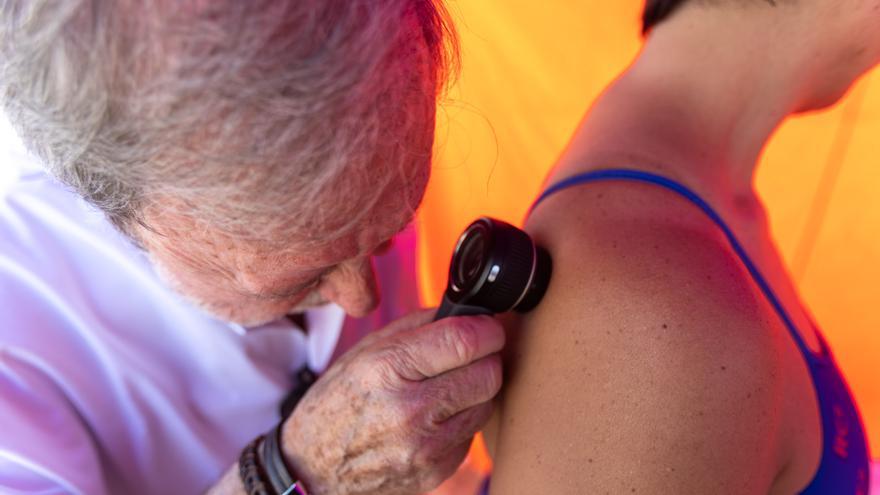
left=280, top=309, right=504, bottom=495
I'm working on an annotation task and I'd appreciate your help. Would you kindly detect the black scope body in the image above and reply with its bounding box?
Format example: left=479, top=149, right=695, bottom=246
left=433, top=217, right=552, bottom=321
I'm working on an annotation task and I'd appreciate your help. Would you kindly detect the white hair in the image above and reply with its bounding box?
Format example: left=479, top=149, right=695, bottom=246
left=0, top=0, right=457, bottom=245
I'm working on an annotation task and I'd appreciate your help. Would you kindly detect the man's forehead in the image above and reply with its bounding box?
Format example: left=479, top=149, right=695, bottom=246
left=250, top=210, right=414, bottom=269
left=144, top=153, right=427, bottom=271
left=278, top=175, right=424, bottom=267
left=282, top=236, right=361, bottom=267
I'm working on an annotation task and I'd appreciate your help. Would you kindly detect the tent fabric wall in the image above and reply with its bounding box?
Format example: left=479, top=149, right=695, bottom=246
left=417, top=0, right=880, bottom=469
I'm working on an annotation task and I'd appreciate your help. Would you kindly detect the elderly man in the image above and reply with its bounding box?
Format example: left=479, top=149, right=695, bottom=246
left=0, top=1, right=503, bottom=494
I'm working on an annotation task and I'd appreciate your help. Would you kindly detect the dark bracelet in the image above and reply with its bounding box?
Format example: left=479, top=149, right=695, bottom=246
left=259, top=423, right=310, bottom=495
left=239, top=436, right=271, bottom=495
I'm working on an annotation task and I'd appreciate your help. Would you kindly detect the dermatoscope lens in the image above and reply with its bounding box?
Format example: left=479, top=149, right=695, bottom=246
left=434, top=217, right=552, bottom=321
left=454, top=232, right=486, bottom=289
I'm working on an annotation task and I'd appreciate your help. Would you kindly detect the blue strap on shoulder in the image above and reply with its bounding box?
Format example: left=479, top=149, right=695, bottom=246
left=532, top=168, right=822, bottom=361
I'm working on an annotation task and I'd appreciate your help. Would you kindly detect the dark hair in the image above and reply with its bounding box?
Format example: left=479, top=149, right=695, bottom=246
left=642, top=0, right=689, bottom=34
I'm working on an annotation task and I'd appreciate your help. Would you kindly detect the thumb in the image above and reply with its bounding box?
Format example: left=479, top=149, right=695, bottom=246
left=377, top=307, right=438, bottom=336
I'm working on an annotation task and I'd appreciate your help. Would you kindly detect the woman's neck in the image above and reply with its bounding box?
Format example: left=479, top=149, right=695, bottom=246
left=555, top=1, right=872, bottom=226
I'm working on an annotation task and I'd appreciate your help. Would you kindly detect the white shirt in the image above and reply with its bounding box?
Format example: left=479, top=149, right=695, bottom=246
left=0, top=123, right=422, bottom=494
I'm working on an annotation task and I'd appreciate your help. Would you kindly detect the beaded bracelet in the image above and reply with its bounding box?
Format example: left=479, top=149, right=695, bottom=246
left=238, top=436, right=271, bottom=495
left=239, top=426, right=310, bottom=495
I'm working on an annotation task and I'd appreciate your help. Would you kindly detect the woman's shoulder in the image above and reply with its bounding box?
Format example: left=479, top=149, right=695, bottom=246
left=524, top=171, right=777, bottom=344
left=489, top=177, right=792, bottom=493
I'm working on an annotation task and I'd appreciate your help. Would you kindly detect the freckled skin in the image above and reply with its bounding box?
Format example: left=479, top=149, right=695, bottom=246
left=202, top=308, right=507, bottom=495
left=144, top=148, right=511, bottom=495
left=278, top=310, right=506, bottom=495
left=137, top=165, right=426, bottom=326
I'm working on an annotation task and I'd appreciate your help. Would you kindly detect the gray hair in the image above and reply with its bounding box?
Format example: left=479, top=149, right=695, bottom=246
left=0, top=0, right=457, bottom=245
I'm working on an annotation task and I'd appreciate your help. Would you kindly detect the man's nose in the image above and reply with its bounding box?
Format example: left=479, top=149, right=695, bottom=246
left=318, top=257, right=380, bottom=317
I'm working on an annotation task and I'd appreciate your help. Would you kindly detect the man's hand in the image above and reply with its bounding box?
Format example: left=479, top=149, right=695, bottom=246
left=281, top=309, right=504, bottom=495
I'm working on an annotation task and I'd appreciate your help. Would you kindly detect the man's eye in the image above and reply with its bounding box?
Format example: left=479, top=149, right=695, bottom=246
left=295, top=268, right=332, bottom=294
left=250, top=274, right=324, bottom=300
left=287, top=276, right=322, bottom=296
left=303, top=276, right=323, bottom=291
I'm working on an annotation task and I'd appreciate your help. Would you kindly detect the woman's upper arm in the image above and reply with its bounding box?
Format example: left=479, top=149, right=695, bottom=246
left=488, top=188, right=788, bottom=494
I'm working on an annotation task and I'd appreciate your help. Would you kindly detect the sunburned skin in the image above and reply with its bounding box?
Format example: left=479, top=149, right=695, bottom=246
left=486, top=180, right=823, bottom=493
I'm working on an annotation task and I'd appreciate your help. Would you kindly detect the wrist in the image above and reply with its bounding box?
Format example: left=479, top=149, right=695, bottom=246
left=265, top=423, right=313, bottom=495
left=238, top=423, right=316, bottom=495
left=278, top=417, right=327, bottom=495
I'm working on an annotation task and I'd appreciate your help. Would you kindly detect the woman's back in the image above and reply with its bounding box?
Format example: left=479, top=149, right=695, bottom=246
left=484, top=2, right=877, bottom=491
left=487, top=166, right=826, bottom=493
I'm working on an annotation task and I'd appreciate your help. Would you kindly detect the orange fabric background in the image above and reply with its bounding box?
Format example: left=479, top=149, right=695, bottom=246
left=417, top=1, right=880, bottom=460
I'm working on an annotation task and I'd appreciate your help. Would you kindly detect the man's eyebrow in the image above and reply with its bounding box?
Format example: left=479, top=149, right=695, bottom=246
left=240, top=217, right=416, bottom=299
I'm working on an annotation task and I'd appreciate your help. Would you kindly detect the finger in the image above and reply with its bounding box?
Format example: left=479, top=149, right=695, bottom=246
left=386, top=315, right=505, bottom=381
left=421, top=354, right=502, bottom=423
left=343, top=308, right=436, bottom=355
left=377, top=307, right=437, bottom=336
left=420, top=439, right=474, bottom=493
left=436, top=400, right=496, bottom=448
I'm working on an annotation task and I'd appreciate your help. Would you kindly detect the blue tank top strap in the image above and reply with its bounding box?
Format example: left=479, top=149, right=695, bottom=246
left=529, top=168, right=870, bottom=494
left=531, top=168, right=824, bottom=362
